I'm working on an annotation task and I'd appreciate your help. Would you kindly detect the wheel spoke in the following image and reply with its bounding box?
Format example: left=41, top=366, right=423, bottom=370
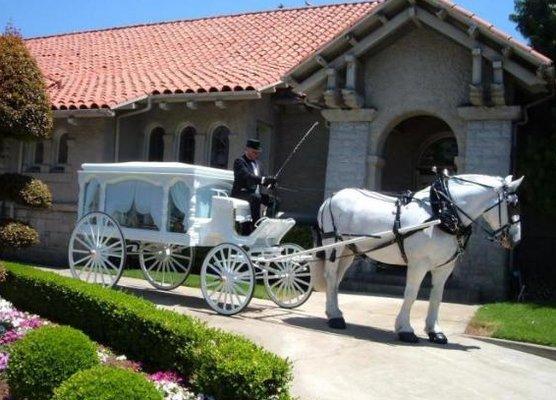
left=73, top=254, right=92, bottom=266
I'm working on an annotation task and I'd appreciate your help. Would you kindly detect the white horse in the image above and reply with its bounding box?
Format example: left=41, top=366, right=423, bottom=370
left=312, top=174, right=523, bottom=344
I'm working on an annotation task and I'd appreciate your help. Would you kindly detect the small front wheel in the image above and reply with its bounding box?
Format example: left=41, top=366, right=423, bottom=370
left=68, top=212, right=126, bottom=287
left=201, top=243, right=255, bottom=315
left=263, top=243, right=313, bottom=308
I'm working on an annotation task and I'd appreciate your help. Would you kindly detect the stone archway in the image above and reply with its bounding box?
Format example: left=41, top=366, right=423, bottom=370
left=381, top=116, right=458, bottom=192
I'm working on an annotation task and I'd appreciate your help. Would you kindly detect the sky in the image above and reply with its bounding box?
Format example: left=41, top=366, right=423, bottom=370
left=0, top=0, right=527, bottom=43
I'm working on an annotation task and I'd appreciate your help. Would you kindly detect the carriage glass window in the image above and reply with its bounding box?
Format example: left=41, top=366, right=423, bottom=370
left=195, top=184, right=231, bottom=218
left=105, top=180, right=163, bottom=230
left=148, top=127, right=165, bottom=161
left=82, top=179, right=100, bottom=215
left=178, top=126, right=196, bottom=164
left=210, top=126, right=230, bottom=169
left=167, top=181, right=191, bottom=232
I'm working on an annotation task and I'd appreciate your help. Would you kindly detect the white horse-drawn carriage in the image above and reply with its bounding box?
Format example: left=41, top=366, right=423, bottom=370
left=68, top=161, right=522, bottom=343
left=68, top=162, right=314, bottom=315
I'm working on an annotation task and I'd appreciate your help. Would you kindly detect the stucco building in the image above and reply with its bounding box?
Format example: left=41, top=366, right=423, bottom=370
left=1, top=0, right=553, bottom=302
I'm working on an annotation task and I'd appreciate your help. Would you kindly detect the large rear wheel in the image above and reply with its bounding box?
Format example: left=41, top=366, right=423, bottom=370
left=68, top=212, right=125, bottom=287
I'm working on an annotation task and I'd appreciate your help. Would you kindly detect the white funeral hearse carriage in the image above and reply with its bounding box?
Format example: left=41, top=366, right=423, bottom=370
left=68, top=162, right=313, bottom=315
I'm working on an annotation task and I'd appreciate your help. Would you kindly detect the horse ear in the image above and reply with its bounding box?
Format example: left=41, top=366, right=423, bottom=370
left=507, top=176, right=524, bottom=192
left=504, top=175, right=513, bottom=185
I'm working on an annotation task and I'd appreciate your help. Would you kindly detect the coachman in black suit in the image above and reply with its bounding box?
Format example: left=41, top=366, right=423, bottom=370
left=231, top=139, right=277, bottom=231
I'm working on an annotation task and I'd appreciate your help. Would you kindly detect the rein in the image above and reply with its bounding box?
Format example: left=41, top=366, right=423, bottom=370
left=441, top=176, right=519, bottom=246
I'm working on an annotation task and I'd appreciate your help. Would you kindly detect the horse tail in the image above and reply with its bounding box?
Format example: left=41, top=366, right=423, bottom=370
left=310, top=224, right=327, bottom=292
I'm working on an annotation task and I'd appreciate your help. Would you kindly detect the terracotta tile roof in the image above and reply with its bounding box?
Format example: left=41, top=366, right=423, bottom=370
left=26, top=2, right=381, bottom=110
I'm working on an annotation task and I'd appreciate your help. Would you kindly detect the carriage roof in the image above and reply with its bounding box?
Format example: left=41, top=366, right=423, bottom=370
left=80, top=162, right=234, bottom=181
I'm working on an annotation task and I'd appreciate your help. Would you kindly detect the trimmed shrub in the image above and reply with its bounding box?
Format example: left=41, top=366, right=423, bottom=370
left=0, top=262, right=292, bottom=400
left=0, top=173, right=52, bottom=208
left=283, top=225, right=314, bottom=249
left=53, top=366, right=163, bottom=400
left=0, top=219, right=39, bottom=248
left=7, top=325, right=99, bottom=400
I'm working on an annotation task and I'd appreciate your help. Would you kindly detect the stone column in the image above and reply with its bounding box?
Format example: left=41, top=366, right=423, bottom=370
left=455, top=105, right=522, bottom=301
left=162, top=133, right=174, bottom=162
left=322, top=109, right=376, bottom=197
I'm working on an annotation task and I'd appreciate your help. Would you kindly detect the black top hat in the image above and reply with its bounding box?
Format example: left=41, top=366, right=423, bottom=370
left=246, top=138, right=262, bottom=150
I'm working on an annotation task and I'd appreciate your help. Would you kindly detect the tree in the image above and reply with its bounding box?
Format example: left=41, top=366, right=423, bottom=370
left=511, top=0, right=556, bottom=61
left=0, top=25, right=53, bottom=251
left=511, top=1, right=556, bottom=215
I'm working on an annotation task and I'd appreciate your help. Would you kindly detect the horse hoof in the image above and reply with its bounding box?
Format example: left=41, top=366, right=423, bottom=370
left=428, top=332, right=448, bottom=345
left=398, top=332, right=420, bottom=343
left=328, top=317, right=347, bottom=329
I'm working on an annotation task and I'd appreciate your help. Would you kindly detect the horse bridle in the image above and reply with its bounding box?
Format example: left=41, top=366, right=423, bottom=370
left=438, top=176, right=520, bottom=247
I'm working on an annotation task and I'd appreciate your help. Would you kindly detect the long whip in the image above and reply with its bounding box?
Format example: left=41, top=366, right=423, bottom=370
left=274, top=121, right=319, bottom=179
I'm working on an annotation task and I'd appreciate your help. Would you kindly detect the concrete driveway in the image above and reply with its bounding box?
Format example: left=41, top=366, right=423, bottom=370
left=50, top=270, right=556, bottom=400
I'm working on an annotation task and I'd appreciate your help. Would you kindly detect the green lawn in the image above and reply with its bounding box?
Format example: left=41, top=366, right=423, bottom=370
left=467, top=302, right=556, bottom=347
left=121, top=269, right=270, bottom=300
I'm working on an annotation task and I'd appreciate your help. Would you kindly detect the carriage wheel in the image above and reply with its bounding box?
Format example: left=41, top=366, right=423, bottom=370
left=201, top=243, right=255, bottom=315
left=139, top=243, right=194, bottom=290
left=68, top=212, right=126, bottom=287
left=263, top=243, right=313, bottom=309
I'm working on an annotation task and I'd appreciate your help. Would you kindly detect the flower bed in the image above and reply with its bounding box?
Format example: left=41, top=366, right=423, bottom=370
left=0, top=296, right=210, bottom=400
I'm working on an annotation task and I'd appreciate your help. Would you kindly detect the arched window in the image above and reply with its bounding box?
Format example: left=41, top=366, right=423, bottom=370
left=57, top=133, right=68, bottom=164
left=148, top=127, right=165, bottom=161
left=178, top=126, right=196, bottom=164
left=210, top=125, right=230, bottom=169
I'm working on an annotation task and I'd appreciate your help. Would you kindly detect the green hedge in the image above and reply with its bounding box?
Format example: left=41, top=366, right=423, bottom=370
left=53, top=366, right=163, bottom=400
left=0, top=262, right=292, bottom=400
left=7, top=325, right=99, bottom=400
left=0, top=173, right=52, bottom=208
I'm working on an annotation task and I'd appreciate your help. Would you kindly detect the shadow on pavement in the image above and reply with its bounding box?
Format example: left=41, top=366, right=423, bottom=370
left=117, top=285, right=262, bottom=315
left=116, top=284, right=480, bottom=352
left=283, top=316, right=481, bottom=351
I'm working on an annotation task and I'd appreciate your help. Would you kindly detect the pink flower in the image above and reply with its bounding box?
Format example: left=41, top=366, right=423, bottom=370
left=0, top=329, right=23, bottom=345
left=149, top=370, right=185, bottom=384
left=0, top=352, right=9, bottom=371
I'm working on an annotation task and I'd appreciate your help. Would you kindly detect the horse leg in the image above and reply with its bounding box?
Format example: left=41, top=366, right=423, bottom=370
left=425, top=262, right=456, bottom=344
left=395, top=264, right=428, bottom=343
left=324, top=246, right=347, bottom=329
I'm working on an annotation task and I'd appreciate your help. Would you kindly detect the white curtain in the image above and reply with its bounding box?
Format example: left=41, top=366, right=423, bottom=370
left=134, top=181, right=163, bottom=230
left=196, top=187, right=212, bottom=218
left=170, top=181, right=191, bottom=214
left=105, top=180, right=163, bottom=230
left=83, top=179, right=100, bottom=213
left=105, top=181, right=135, bottom=215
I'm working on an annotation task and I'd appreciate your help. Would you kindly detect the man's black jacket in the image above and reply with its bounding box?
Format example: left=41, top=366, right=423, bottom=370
left=231, top=154, right=264, bottom=199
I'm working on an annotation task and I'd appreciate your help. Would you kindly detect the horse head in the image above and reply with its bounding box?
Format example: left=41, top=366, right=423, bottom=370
left=479, top=175, right=524, bottom=249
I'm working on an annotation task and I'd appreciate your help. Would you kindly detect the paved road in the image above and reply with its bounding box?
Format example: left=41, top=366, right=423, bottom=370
left=51, top=270, right=556, bottom=400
